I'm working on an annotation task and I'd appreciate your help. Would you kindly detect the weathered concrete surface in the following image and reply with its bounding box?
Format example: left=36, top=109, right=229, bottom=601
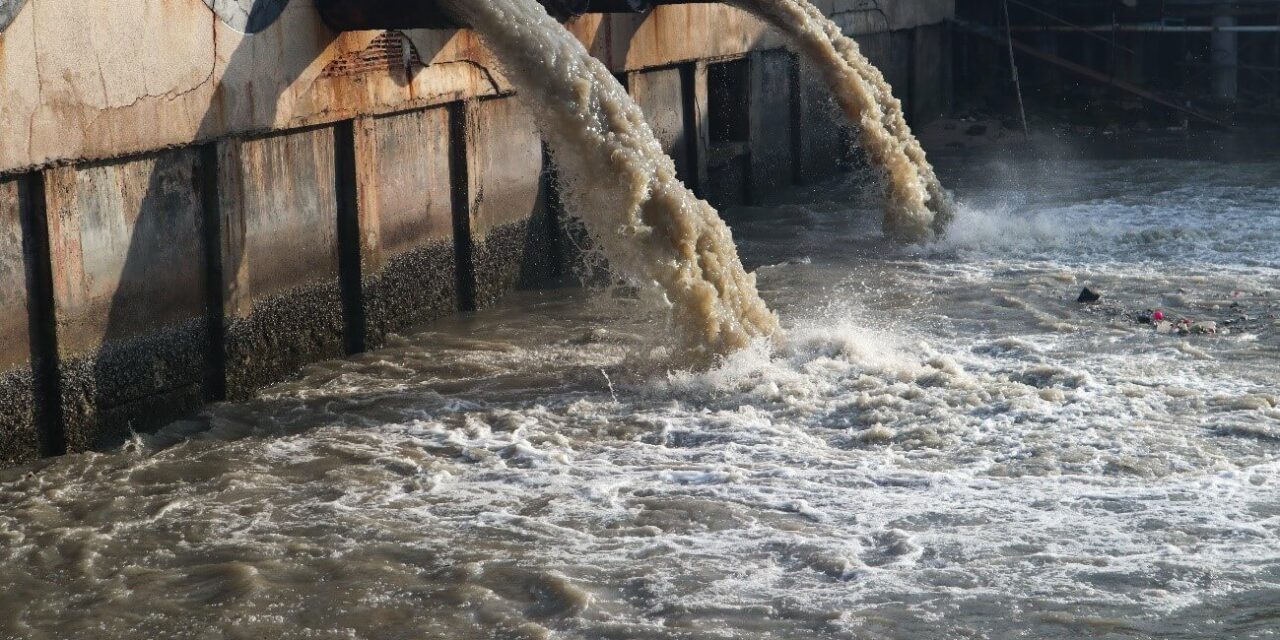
left=580, top=6, right=779, bottom=74
left=631, top=67, right=692, bottom=184
left=0, top=0, right=953, bottom=175
left=219, top=127, right=345, bottom=399
left=579, top=1, right=951, bottom=72
left=0, top=3, right=511, bottom=175
left=750, top=49, right=797, bottom=199
left=45, top=150, right=212, bottom=451
left=827, top=0, right=952, bottom=36
left=355, top=107, right=458, bottom=348
left=462, top=97, right=553, bottom=310
left=0, top=176, right=38, bottom=465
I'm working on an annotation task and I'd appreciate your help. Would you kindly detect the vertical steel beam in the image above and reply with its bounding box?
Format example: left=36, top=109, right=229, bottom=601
left=1211, top=8, right=1239, bottom=102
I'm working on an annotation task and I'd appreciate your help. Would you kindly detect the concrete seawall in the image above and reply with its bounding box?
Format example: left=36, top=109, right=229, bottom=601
left=0, top=0, right=953, bottom=466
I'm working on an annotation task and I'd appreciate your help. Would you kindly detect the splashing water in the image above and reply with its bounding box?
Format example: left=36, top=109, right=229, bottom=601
left=727, top=0, right=954, bottom=240
left=441, top=0, right=780, bottom=359
left=2, top=133, right=1279, bottom=640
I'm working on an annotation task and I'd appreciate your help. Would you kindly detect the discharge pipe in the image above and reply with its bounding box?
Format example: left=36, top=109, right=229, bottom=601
left=317, top=0, right=716, bottom=31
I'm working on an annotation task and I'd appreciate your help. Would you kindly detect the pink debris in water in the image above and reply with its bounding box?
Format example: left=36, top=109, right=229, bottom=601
left=1152, top=310, right=1164, bottom=321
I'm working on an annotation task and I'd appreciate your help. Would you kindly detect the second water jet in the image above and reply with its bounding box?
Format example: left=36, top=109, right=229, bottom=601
left=727, top=0, right=955, bottom=241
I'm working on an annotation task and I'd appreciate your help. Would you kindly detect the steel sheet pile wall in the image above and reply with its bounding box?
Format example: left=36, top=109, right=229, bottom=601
left=0, top=0, right=953, bottom=465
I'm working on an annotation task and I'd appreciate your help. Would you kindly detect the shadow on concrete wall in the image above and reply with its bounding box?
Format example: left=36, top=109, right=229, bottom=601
left=204, top=0, right=291, bottom=34
left=0, top=0, right=26, bottom=34
left=80, top=0, right=485, bottom=452
left=78, top=0, right=339, bottom=450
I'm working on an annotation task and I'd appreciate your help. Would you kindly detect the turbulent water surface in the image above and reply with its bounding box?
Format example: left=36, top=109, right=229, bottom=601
left=2, top=132, right=1280, bottom=639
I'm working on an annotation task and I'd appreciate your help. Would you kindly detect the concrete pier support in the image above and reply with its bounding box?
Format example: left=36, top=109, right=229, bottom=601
left=631, top=67, right=695, bottom=185
left=912, top=24, right=947, bottom=126
left=705, top=58, right=752, bottom=208
left=218, top=128, right=347, bottom=401
left=795, top=60, right=845, bottom=185
left=45, top=151, right=215, bottom=451
left=1212, top=10, right=1239, bottom=103
left=460, top=98, right=553, bottom=310
left=0, top=177, right=39, bottom=465
left=749, top=49, right=797, bottom=200
left=354, top=108, right=459, bottom=349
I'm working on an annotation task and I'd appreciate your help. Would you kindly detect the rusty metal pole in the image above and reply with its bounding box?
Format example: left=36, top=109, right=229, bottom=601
left=1001, top=0, right=1030, bottom=138
left=1211, top=5, right=1239, bottom=103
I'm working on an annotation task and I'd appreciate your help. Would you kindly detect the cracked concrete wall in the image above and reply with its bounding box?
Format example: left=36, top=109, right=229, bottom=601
left=0, top=0, right=952, bottom=176
left=0, top=0, right=513, bottom=176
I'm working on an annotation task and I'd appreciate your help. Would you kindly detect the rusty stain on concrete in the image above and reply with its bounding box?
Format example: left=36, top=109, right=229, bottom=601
left=218, top=126, right=345, bottom=399
left=0, top=1, right=952, bottom=175
left=462, top=97, right=553, bottom=309
left=355, top=106, right=459, bottom=347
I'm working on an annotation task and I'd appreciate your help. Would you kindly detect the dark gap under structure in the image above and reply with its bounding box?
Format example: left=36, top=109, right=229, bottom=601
left=334, top=120, right=366, bottom=355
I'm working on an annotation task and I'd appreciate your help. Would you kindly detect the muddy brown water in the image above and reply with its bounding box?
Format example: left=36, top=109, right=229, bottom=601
left=2, top=131, right=1280, bottom=639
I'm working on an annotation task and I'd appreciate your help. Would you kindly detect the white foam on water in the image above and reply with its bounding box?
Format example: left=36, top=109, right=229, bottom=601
left=926, top=202, right=1093, bottom=253
left=1, top=282, right=1277, bottom=638
left=2, top=127, right=1279, bottom=638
